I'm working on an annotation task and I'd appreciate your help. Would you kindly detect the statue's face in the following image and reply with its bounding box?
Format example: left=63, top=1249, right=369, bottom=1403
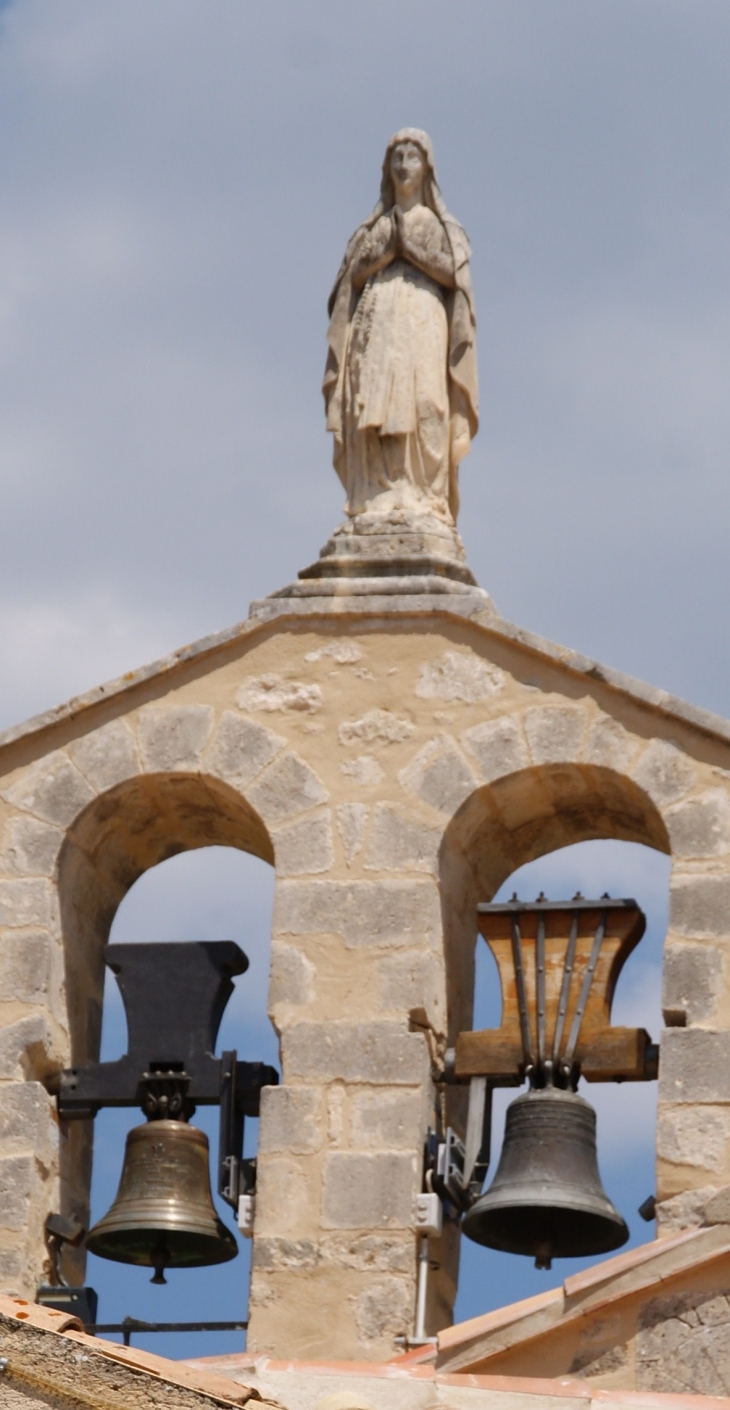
left=390, top=142, right=425, bottom=199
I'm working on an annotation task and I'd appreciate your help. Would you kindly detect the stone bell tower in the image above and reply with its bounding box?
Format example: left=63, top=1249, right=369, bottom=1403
left=1, top=128, right=730, bottom=1368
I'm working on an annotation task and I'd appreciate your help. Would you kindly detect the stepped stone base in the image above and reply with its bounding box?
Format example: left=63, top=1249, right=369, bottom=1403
left=268, top=509, right=494, bottom=610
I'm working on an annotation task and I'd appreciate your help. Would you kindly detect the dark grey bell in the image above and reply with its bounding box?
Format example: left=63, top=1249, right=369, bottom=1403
left=461, top=1087, right=628, bottom=1268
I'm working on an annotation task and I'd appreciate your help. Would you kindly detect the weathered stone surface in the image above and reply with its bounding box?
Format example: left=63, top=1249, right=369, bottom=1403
left=365, top=804, right=441, bottom=874
left=0, top=1154, right=33, bottom=1231
left=657, top=1106, right=730, bottom=1171
left=0, top=1016, right=50, bottom=1080
left=255, top=1156, right=313, bottom=1237
left=524, top=704, right=588, bottom=764
left=353, top=1275, right=412, bottom=1344
left=637, top=1288, right=730, bottom=1395
left=399, top=735, right=477, bottom=815
left=0, top=1083, right=53, bottom=1161
left=68, top=720, right=140, bottom=792
left=339, top=755, right=385, bottom=785
left=282, top=1021, right=428, bottom=1085
left=581, top=714, right=639, bottom=773
left=204, top=711, right=284, bottom=787
left=305, top=641, right=362, bottom=664
left=338, top=709, right=414, bottom=749
left=322, top=1152, right=416, bottom=1229
left=137, top=704, right=214, bottom=771
left=670, top=875, right=730, bottom=938
left=376, top=950, right=443, bottom=1020
left=2, top=752, right=94, bottom=828
left=705, top=1184, right=730, bottom=1224
left=662, top=942, right=723, bottom=1026
left=259, top=1086, right=323, bottom=1154
left=0, top=935, right=51, bottom=1004
left=350, top=1090, right=425, bottom=1150
left=460, top=715, right=529, bottom=781
left=335, top=803, right=369, bottom=864
left=415, top=651, right=504, bottom=703
left=0, top=880, right=51, bottom=929
left=268, top=941, right=315, bottom=1008
left=0, top=817, right=62, bottom=879
left=569, top=1345, right=627, bottom=1378
left=665, top=789, right=730, bottom=858
left=248, top=753, right=329, bottom=827
left=274, top=878, right=440, bottom=949
left=632, top=738, right=696, bottom=807
left=252, top=1237, right=320, bottom=1271
left=659, top=1029, right=730, bottom=1102
left=656, top=1186, right=715, bottom=1234
left=236, top=674, right=322, bottom=713
left=273, top=809, right=334, bottom=876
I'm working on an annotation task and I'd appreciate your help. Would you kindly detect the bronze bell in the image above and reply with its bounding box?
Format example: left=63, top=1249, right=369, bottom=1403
left=86, top=1119, right=237, bottom=1283
left=461, top=1087, right=628, bottom=1268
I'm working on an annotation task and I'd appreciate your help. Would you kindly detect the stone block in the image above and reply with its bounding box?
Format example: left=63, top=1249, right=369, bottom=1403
left=376, top=950, right=444, bottom=1021
left=350, top=1090, right=425, bottom=1150
left=274, top=878, right=441, bottom=949
left=252, top=1237, right=320, bottom=1271
left=632, top=738, right=696, bottom=807
left=0, top=935, right=51, bottom=1004
left=704, top=1184, right=730, bottom=1224
left=0, top=1154, right=33, bottom=1231
left=282, top=1021, right=429, bottom=1086
left=659, top=1029, right=730, bottom=1102
left=662, top=942, right=723, bottom=1026
left=0, top=1016, right=50, bottom=1080
left=0, top=818, right=63, bottom=879
left=68, top=720, right=140, bottom=792
left=665, top=789, right=730, bottom=858
left=255, top=1155, right=315, bottom=1237
left=136, top=704, right=214, bottom=771
left=637, top=1289, right=730, bottom=1395
left=236, top=674, right=322, bottom=713
left=339, top=755, right=385, bottom=785
left=204, top=710, right=284, bottom=787
left=365, top=804, right=441, bottom=875
left=460, top=715, right=530, bottom=782
left=670, top=875, right=730, bottom=938
left=322, top=1152, right=417, bottom=1229
left=0, top=880, right=51, bottom=929
left=272, top=810, right=333, bottom=877
left=338, top=709, right=414, bottom=748
left=581, top=714, right=639, bottom=772
left=258, top=1086, right=323, bottom=1154
left=268, top=941, right=315, bottom=1008
left=415, top=650, right=504, bottom=703
left=0, top=1244, right=24, bottom=1288
left=0, top=1082, right=53, bottom=1159
left=2, top=752, right=94, bottom=828
left=655, top=1185, right=715, bottom=1234
left=320, top=1232, right=413, bottom=1273
left=353, top=1276, right=413, bottom=1345
left=335, top=803, right=369, bottom=864
left=399, top=735, right=477, bottom=815
left=248, top=753, right=328, bottom=827
left=524, top=704, right=588, bottom=764
left=657, top=1106, right=730, bottom=1171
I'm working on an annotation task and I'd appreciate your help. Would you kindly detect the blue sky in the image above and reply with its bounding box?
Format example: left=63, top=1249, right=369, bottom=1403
left=0, top=0, right=728, bottom=1363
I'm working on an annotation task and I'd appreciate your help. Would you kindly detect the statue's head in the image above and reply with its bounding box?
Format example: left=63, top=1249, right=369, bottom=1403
left=380, top=127, right=438, bottom=210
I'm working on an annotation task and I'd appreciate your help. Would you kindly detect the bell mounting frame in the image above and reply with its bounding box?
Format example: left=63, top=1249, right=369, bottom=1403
left=53, top=941, right=278, bottom=1210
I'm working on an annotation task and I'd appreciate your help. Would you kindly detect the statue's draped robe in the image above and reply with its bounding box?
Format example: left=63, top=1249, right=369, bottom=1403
left=324, top=172, right=478, bottom=524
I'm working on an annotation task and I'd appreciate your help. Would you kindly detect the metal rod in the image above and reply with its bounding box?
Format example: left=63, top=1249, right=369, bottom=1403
left=552, top=909, right=579, bottom=1066
left=414, top=1235, right=429, bottom=1341
left=536, top=913, right=546, bottom=1068
left=510, top=916, right=533, bottom=1068
left=88, top=1319, right=248, bottom=1347
left=464, top=1076, right=487, bottom=1185
left=563, top=908, right=608, bottom=1069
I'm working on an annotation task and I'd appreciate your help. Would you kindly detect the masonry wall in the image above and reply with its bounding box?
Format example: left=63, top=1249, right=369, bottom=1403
left=0, top=605, right=729, bottom=1358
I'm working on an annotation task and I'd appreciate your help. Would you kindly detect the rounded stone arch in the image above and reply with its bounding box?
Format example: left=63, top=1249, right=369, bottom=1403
left=57, top=771, right=273, bottom=1073
left=439, top=762, right=670, bottom=1041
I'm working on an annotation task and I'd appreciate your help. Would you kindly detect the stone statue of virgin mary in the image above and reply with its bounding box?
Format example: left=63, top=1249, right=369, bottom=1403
left=323, top=129, right=478, bottom=527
